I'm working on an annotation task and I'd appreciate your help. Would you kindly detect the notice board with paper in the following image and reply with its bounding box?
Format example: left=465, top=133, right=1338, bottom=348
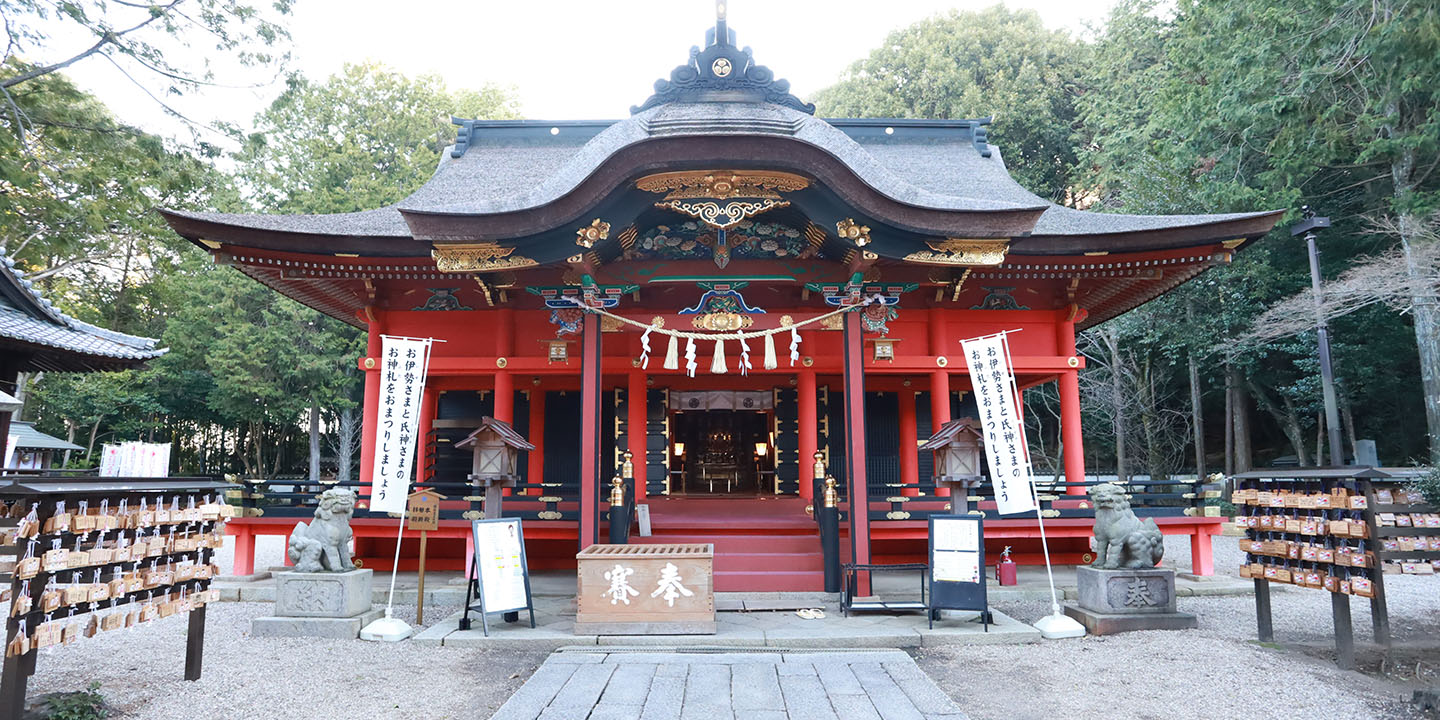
left=929, top=515, right=991, bottom=627
left=461, top=517, right=535, bottom=635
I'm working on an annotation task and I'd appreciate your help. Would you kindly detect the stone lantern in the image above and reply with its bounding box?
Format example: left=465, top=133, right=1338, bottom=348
left=919, top=418, right=985, bottom=513
left=456, top=416, right=535, bottom=519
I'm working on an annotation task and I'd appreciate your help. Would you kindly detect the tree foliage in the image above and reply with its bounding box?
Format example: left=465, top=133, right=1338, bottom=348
left=812, top=6, right=1087, bottom=202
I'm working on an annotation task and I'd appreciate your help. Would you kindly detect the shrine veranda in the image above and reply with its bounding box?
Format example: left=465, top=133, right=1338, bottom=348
left=160, top=15, right=1283, bottom=592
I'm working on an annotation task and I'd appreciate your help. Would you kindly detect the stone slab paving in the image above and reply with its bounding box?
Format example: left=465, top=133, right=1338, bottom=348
left=413, top=596, right=1041, bottom=650
left=490, top=649, right=968, bottom=720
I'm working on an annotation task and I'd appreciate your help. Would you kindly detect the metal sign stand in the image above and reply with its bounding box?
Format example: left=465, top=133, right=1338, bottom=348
left=927, top=515, right=992, bottom=630
left=460, top=518, right=536, bottom=636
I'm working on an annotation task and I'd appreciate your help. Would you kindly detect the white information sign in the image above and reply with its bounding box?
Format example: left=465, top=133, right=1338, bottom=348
left=960, top=333, right=1037, bottom=516
left=368, top=336, right=432, bottom=514
left=473, top=518, right=530, bottom=613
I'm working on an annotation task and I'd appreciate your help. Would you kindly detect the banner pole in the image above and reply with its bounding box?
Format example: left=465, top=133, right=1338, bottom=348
left=999, top=330, right=1085, bottom=638
left=362, top=337, right=436, bottom=641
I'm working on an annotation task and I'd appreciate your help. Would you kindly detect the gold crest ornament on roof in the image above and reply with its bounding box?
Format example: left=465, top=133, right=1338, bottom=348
left=902, top=238, right=1010, bottom=266
left=576, top=218, right=611, bottom=249
left=432, top=243, right=539, bottom=273
left=836, top=218, right=871, bottom=247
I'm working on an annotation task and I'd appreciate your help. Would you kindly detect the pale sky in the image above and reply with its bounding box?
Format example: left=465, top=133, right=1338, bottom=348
left=55, top=0, right=1114, bottom=142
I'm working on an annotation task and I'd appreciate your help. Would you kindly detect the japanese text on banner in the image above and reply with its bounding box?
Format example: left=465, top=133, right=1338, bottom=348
left=369, top=336, right=432, bottom=514
left=959, top=334, right=1037, bottom=516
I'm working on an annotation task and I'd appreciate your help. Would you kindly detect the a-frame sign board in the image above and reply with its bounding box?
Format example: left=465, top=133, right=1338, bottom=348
left=460, top=518, right=536, bottom=635
left=928, top=514, right=993, bottom=630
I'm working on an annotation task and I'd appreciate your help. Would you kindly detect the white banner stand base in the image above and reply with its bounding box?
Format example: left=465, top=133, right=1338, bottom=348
left=1034, top=611, right=1086, bottom=639
left=360, top=609, right=414, bottom=642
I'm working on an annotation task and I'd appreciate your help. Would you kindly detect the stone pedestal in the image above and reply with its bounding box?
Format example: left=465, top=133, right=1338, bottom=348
left=251, top=569, right=382, bottom=639
left=1062, top=566, right=1197, bottom=635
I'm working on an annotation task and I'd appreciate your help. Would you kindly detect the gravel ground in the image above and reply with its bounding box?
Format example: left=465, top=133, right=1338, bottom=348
left=24, top=601, right=549, bottom=719
left=22, top=535, right=1436, bottom=719
left=916, top=536, right=1440, bottom=720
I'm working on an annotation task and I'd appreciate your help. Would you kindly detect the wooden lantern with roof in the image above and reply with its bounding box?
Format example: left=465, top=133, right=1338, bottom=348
left=456, top=416, right=535, bottom=518
left=919, top=418, right=986, bottom=513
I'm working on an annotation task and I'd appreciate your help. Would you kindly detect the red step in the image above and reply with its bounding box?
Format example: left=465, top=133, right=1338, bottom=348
left=634, top=532, right=824, bottom=591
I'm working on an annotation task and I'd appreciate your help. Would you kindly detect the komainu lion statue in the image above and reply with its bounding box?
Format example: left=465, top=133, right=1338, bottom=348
left=287, top=488, right=357, bottom=572
left=1089, top=482, right=1164, bottom=569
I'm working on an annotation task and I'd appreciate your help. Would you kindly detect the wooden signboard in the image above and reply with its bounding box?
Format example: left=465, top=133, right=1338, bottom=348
left=406, top=489, right=441, bottom=532
left=928, top=515, right=992, bottom=630
left=406, top=489, right=443, bottom=624
left=459, top=518, right=534, bottom=635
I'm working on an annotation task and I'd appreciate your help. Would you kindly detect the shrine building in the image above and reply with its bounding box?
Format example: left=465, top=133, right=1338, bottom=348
left=161, top=14, right=1281, bottom=590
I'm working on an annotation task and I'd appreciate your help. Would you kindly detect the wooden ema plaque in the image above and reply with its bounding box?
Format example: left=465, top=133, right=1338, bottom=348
left=575, top=544, right=715, bottom=635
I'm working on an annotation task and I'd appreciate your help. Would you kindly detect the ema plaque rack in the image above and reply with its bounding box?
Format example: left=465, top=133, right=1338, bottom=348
left=0, top=476, right=235, bottom=717
left=1231, top=467, right=1437, bottom=670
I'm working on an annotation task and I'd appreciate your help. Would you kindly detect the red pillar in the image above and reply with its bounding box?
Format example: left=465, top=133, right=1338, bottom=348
left=494, top=308, right=515, bottom=424
left=842, top=311, right=872, bottom=594
left=798, top=369, right=818, bottom=500
left=628, top=371, right=648, bottom=500
left=929, top=309, right=952, bottom=498
left=358, top=314, right=384, bottom=497
left=527, top=385, right=545, bottom=496
left=418, top=387, right=437, bottom=485
left=230, top=525, right=255, bottom=576
left=493, top=372, right=514, bottom=423
left=579, top=313, right=602, bottom=549
left=899, top=389, right=919, bottom=497
left=1057, top=318, right=1087, bottom=495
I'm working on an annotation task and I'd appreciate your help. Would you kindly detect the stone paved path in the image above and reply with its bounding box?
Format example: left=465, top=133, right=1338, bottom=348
left=490, top=649, right=969, bottom=720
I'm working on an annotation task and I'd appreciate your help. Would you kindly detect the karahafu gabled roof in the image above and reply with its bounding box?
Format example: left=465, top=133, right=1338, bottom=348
left=0, top=247, right=166, bottom=372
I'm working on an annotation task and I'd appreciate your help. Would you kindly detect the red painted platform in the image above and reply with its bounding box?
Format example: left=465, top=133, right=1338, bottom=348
left=223, top=498, right=1220, bottom=580
left=635, top=497, right=825, bottom=592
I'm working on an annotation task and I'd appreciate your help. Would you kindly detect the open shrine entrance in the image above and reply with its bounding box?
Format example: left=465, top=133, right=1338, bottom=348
left=667, top=391, right=777, bottom=497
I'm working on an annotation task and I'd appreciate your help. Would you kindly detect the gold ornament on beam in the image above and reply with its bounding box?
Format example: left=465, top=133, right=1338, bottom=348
left=901, top=238, right=1010, bottom=266
left=836, top=218, right=871, bottom=247
left=576, top=218, right=611, bottom=249
left=635, top=170, right=809, bottom=200
left=657, top=198, right=789, bottom=229
left=432, top=243, right=538, bottom=273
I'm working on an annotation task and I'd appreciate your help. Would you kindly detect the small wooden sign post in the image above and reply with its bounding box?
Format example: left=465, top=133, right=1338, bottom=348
left=406, top=489, right=444, bottom=625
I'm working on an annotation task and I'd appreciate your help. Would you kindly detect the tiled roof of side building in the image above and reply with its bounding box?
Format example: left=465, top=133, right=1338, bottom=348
left=0, top=247, right=165, bottom=370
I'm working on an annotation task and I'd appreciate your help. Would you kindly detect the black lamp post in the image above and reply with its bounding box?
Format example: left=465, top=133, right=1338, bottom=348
left=1291, top=206, right=1346, bottom=466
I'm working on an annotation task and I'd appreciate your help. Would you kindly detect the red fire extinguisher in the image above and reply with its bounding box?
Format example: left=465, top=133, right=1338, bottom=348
left=996, top=546, right=1018, bottom=586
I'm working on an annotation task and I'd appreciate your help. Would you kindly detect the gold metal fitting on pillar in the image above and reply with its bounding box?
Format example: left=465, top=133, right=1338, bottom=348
left=622, top=450, right=634, bottom=480
left=610, top=475, right=626, bottom=506
left=812, top=451, right=825, bottom=481
left=823, top=476, right=839, bottom=508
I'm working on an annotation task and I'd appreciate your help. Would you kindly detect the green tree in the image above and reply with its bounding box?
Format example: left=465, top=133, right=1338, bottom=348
left=812, top=6, right=1087, bottom=202
left=2, top=0, right=291, bottom=95
left=235, top=62, right=521, bottom=214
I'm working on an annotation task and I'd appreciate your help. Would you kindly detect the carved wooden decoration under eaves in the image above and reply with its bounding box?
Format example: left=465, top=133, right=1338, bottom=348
left=432, top=243, right=539, bottom=273
left=902, top=239, right=1010, bottom=266
left=635, top=170, right=809, bottom=200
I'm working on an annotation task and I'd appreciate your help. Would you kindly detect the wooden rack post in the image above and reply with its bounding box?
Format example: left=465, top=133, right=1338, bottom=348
left=0, top=477, right=233, bottom=716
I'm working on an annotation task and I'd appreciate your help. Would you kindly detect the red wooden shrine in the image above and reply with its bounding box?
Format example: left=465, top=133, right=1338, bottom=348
left=161, top=14, right=1280, bottom=589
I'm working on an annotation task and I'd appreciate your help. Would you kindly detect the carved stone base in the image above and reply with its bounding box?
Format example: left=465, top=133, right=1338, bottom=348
left=251, top=609, right=384, bottom=639
left=1075, top=566, right=1176, bottom=615
left=273, top=569, right=374, bottom=618
left=1061, top=603, right=1197, bottom=635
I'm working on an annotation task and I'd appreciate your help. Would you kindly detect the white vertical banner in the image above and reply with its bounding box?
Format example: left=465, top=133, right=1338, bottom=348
left=960, top=333, right=1037, bottom=516
left=369, top=336, right=433, bottom=514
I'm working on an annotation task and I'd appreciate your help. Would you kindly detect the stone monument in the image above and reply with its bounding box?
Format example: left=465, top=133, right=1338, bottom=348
left=252, top=488, right=382, bottom=638
left=1062, top=483, right=1198, bottom=634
